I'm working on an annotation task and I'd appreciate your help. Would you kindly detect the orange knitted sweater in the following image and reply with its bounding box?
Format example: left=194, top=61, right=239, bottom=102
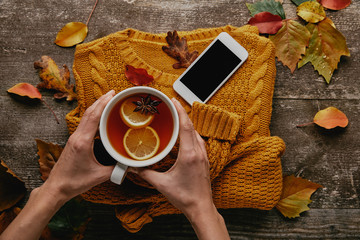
left=66, top=25, right=285, bottom=232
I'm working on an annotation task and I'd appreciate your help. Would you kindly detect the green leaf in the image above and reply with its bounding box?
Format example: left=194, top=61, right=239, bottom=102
left=246, top=0, right=286, bottom=19
left=291, top=0, right=315, bottom=6
left=298, top=19, right=350, bottom=84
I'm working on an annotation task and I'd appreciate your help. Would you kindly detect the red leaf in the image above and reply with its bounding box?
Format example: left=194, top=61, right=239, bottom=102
left=318, top=0, right=351, bottom=10
left=248, top=12, right=283, bottom=34
left=125, top=65, right=154, bottom=86
left=7, top=83, right=42, bottom=99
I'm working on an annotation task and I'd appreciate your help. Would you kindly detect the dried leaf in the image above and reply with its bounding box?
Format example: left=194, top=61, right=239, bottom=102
left=319, top=0, right=351, bottom=10
left=7, top=83, right=42, bottom=99
left=313, top=107, right=348, bottom=129
left=248, top=12, right=283, bottom=34
left=298, top=19, right=350, bottom=83
left=162, top=30, right=199, bottom=69
left=54, top=22, right=88, bottom=47
left=276, top=175, right=323, bottom=218
left=269, top=20, right=311, bottom=73
left=34, top=56, right=77, bottom=101
left=125, top=65, right=154, bottom=86
left=0, top=207, right=21, bottom=234
left=246, top=0, right=286, bottom=19
left=0, top=160, right=26, bottom=212
left=36, top=139, right=63, bottom=181
left=291, top=0, right=316, bottom=6
left=297, top=1, right=326, bottom=23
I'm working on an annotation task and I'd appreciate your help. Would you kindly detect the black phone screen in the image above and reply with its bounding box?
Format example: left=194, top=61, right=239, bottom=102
left=179, top=40, right=242, bottom=101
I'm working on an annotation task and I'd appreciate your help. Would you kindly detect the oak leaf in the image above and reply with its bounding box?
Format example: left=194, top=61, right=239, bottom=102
left=34, top=56, right=77, bottom=101
left=297, top=1, right=326, bottom=23
left=248, top=12, right=283, bottom=34
left=298, top=19, right=350, bottom=83
left=36, top=139, right=63, bottom=181
left=319, top=0, right=351, bottom=10
left=246, top=0, right=286, bottom=19
left=54, top=22, right=88, bottom=47
left=0, top=207, right=21, bottom=234
left=269, top=20, right=311, bottom=73
left=162, top=30, right=199, bottom=69
left=0, top=160, right=26, bottom=212
left=125, top=65, right=154, bottom=86
left=276, top=175, right=323, bottom=218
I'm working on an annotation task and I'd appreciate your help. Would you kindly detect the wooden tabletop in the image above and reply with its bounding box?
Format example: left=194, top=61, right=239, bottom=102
left=1, top=0, right=359, bottom=239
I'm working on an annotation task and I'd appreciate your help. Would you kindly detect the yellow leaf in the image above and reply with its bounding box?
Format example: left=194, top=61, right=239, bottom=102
left=297, top=1, right=326, bottom=23
left=313, top=107, right=348, bottom=129
left=276, top=175, right=323, bottom=218
left=54, top=22, right=88, bottom=47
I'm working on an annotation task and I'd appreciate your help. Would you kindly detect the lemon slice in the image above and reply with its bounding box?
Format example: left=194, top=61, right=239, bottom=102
left=120, top=96, right=154, bottom=129
left=123, top=126, right=160, bottom=160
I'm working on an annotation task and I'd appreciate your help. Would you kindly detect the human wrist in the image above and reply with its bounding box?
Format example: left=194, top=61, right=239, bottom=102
left=34, top=181, right=69, bottom=209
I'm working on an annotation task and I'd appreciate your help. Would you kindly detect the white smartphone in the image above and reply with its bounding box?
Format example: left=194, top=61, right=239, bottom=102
left=173, top=32, right=248, bottom=105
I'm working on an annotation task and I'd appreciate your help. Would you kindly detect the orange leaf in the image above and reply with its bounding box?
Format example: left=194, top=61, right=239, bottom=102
left=313, top=106, right=348, bottom=129
left=36, top=139, right=63, bottom=181
left=54, top=22, right=88, bottom=47
left=318, top=0, right=351, bottom=10
left=276, top=175, right=323, bottom=218
left=34, top=56, right=77, bottom=101
left=0, top=160, right=26, bottom=212
left=7, top=83, right=42, bottom=99
left=248, top=12, right=283, bottom=34
left=162, top=30, right=199, bottom=69
left=125, top=65, right=154, bottom=86
left=0, top=207, right=21, bottom=234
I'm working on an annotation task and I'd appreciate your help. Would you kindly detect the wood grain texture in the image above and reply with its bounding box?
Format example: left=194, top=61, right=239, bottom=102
left=1, top=0, right=359, bottom=238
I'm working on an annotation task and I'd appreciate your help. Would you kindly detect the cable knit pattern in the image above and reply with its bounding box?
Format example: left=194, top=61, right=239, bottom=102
left=66, top=25, right=285, bottom=232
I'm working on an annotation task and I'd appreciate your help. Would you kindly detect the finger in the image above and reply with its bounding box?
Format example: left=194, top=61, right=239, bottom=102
left=77, top=90, right=115, bottom=139
left=195, top=131, right=207, bottom=156
left=128, top=167, right=165, bottom=190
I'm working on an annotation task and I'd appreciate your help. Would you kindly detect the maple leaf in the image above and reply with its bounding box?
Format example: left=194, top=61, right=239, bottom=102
left=269, top=20, right=311, bottom=73
left=246, top=0, right=286, bottom=19
left=297, top=1, right=326, bottom=23
left=248, top=12, right=283, bottom=35
left=34, top=56, right=77, bottom=101
left=276, top=175, right=323, bottom=218
left=0, top=207, right=21, bottom=234
left=125, top=65, right=154, bottom=86
left=54, top=22, right=88, bottom=47
left=162, top=30, right=199, bottom=69
left=298, top=19, right=350, bottom=84
left=0, top=160, right=26, bottom=212
left=36, top=139, right=63, bottom=181
left=318, top=0, right=351, bottom=10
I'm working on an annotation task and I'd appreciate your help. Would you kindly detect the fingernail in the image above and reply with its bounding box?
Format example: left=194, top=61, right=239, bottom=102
left=172, top=98, right=179, bottom=104
left=106, top=90, right=115, bottom=96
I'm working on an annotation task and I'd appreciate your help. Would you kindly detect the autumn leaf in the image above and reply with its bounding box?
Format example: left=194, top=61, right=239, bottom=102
left=319, top=0, right=351, bottom=10
left=248, top=12, right=283, bottom=34
left=291, top=0, right=315, bottom=6
left=276, top=175, right=323, bottom=218
left=34, top=56, right=77, bottom=101
left=36, top=139, right=63, bottom=181
left=298, top=19, right=350, bottom=83
left=0, top=160, right=26, bottom=212
left=125, top=65, right=154, bottom=86
left=269, top=20, right=311, bottom=73
left=0, top=207, right=21, bottom=234
left=297, top=106, right=348, bottom=129
left=297, top=1, right=326, bottom=23
left=162, top=30, right=199, bottom=69
left=246, top=0, right=286, bottom=19
left=54, top=22, right=88, bottom=47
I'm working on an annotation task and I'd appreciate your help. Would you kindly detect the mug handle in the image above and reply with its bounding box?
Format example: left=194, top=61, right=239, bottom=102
left=111, top=162, right=128, bottom=184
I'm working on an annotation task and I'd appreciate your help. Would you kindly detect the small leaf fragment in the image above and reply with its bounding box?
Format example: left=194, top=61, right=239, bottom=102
left=54, top=22, right=88, bottom=47
left=36, top=139, right=63, bottom=181
left=270, top=20, right=311, bottom=73
left=125, top=65, right=154, bottom=86
left=7, top=83, right=42, bottom=99
left=0, top=207, right=21, bottom=234
left=313, top=107, right=348, bottom=129
left=34, top=56, right=77, bottom=101
left=248, top=12, right=283, bottom=34
left=162, top=30, right=199, bottom=69
left=0, top=160, right=26, bottom=212
left=291, top=0, right=315, bottom=6
left=297, top=1, right=326, bottom=23
left=276, top=175, right=323, bottom=218
left=246, top=0, right=286, bottom=19
left=318, top=0, right=351, bottom=10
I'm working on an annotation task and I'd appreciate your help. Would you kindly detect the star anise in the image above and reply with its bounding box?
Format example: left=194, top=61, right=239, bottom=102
left=132, top=95, right=162, bottom=115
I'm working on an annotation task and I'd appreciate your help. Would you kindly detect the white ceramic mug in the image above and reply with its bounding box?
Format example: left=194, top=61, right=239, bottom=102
left=99, top=86, right=180, bottom=184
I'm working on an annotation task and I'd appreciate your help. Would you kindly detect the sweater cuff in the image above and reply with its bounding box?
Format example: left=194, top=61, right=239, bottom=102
left=190, top=102, right=241, bottom=142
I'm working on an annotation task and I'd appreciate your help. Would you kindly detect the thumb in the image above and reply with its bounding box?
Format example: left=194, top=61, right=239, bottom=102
left=128, top=167, right=165, bottom=190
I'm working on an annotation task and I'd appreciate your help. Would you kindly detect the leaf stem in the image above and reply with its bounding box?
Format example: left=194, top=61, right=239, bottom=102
left=296, top=122, right=314, bottom=128
left=41, top=99, right=60, bottom=124
left=86, top=0, right=99, bottom=26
